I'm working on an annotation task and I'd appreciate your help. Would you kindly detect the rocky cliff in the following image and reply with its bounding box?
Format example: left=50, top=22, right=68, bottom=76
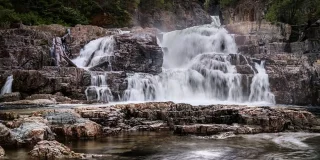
left=221, top=0, right=320, bottom=105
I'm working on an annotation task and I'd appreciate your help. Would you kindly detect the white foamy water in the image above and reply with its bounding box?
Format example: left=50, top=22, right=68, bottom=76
left=73, top=16, right=275, bottom=105
left=1, top=75, right=13, bottom=95
left=73, top=36, right=115, bottom=69
left=242, top=132, right=320, bottom=150
left=85, top=72, right=113, bottom=102
left=72, top=36, right=116, bottom=102
left=249, top=61, right=276, bottom=104
left=211, top=16, right=221, bottom=27
left=123, top=16, right=275, bottom=104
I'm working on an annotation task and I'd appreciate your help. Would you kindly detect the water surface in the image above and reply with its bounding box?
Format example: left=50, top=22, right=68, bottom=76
left=4, top=132, right=320, bottom=160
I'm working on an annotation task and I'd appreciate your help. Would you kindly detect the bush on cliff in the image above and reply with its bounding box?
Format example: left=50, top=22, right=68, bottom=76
left=266, top=0, right=320, bottom=25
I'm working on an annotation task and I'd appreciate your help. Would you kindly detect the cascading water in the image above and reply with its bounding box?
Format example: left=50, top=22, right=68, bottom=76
left=1, top=75, right=13, bottom=95
left=211, top=16, right=221, bottom=27
left=249, top=61, right=275, bottom=103
left=85, top=72, right=113, bottom=102
left=73, top=36, right=115, bottom=68
left=72, top=36, right=116, bottom=102
left=123, top=16, right=275, bottom=104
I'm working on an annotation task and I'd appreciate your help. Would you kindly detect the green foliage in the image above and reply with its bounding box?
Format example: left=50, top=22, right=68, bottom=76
left=220, top=0, right=238, bottom=7
left=138, top=0, right=173, bottom=11
left=266, top=0, right=320, bottom=25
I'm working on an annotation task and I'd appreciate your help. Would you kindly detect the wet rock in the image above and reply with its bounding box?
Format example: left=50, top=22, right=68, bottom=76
left=74, top=106, right=124, bottom=128
left=0, top=146, right=4, bottom=157
left=0, top=112, right=19, bottom=121
left=110, top=102, right=319, bottom=134
left=0, top=123, right=15, bottom=146
left=2, top=99, right=56, bottom=105
left=174, top=124, right=262, bottom=135
left=0, top=92, right=21, bottom=102
left=103, top=127, right=122, bottom=136
left=25, top=94, right=72, bottom=103
left=11, top=121, right=55, bottom=146
left=42, top=110, right=102, bottom=139
left=1, top=117, right=55, bottom=147
left=5, top=117, right=49, bottom=129
left=29, top=140, right=82, bottom=159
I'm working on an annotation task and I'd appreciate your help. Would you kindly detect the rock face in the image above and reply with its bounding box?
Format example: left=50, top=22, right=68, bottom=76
left=221, top=0, right=320, bottom=105
left=111, top=28, right=164, bottom=74
left=0, top=24, right=165, bottom=103
left=226, top=21, right=320, bottom=105
left=29, top=140, right=82, bottom=159
left=0, top=24, right=109, bottom=102
left=221, top=0, right=267, bottom=25
left=0, top=27, right=52, bottom=70
left=135, top=0, right=212, bottom=31
left=11, top=67, right=90, bottom=101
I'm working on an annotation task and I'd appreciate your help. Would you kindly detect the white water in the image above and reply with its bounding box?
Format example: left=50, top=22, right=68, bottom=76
left=73, top=36, right=115, bottom=68
left=249, top=61, right=276, bottom=104
left=74, top=16, right=275, bottom=105
left=1, top=75, right=13, bottom=95
left=72, top=36, right=116, bottom=102
left=211, top=16, right=221, bottom=27
left=123, top=16, right=275, bottom=104
left=85, top=72, right=113, bottom=102
left=242, top=132, right=320, bottom=150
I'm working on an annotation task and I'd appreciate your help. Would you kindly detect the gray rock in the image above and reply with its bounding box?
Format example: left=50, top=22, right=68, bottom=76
left=0, top=92, right=21, bottom=102
left=0, top=146, right=4, bottom=157
left=29, top=140, right=82, bottom=159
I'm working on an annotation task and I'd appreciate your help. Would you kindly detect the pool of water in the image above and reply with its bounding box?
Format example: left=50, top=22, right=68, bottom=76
left=4, top=131, right=320, bottom=160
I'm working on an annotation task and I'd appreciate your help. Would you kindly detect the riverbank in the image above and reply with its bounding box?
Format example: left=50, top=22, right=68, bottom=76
left=1, top=102, right=320, bottom=159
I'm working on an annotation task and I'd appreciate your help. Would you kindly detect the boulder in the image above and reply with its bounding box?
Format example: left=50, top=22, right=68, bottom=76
left=0, top=123, right=15, bottom=146
left=0, top=146, right=4, bottom=157
left=110, top=28, right=164, bottom=74
left=29, top=140, right=82, bottom=159
left=42, top=110, right=103, bottom=139
left=74, top=106, right=124, bottom=128
left=3, top=117, right=55, bottom=147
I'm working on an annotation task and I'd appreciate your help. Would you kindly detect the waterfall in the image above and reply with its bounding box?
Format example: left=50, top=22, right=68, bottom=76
left=73, top=36, right=115, bottom=69
left=74, top=16, right=275, bottom=105
left=249, top=61, right=275, bottom=104
left=85, top=72, right=113, bottom=102
left=211, top=16, right=221, bottom=27
left=1, top=75, right=13, bottom=95
left=123, top=16, right=275, bottom=104
left=72, top=36, right=116, bottom=102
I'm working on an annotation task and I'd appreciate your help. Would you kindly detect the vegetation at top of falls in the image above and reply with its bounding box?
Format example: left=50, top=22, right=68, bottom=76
left=0, top=0, right=138, bottom=28
left=219, top=0, right=238, bottom=7
left=0, top=0, right=177, bottom=28
left=265, top=0, right=320, bottom=25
